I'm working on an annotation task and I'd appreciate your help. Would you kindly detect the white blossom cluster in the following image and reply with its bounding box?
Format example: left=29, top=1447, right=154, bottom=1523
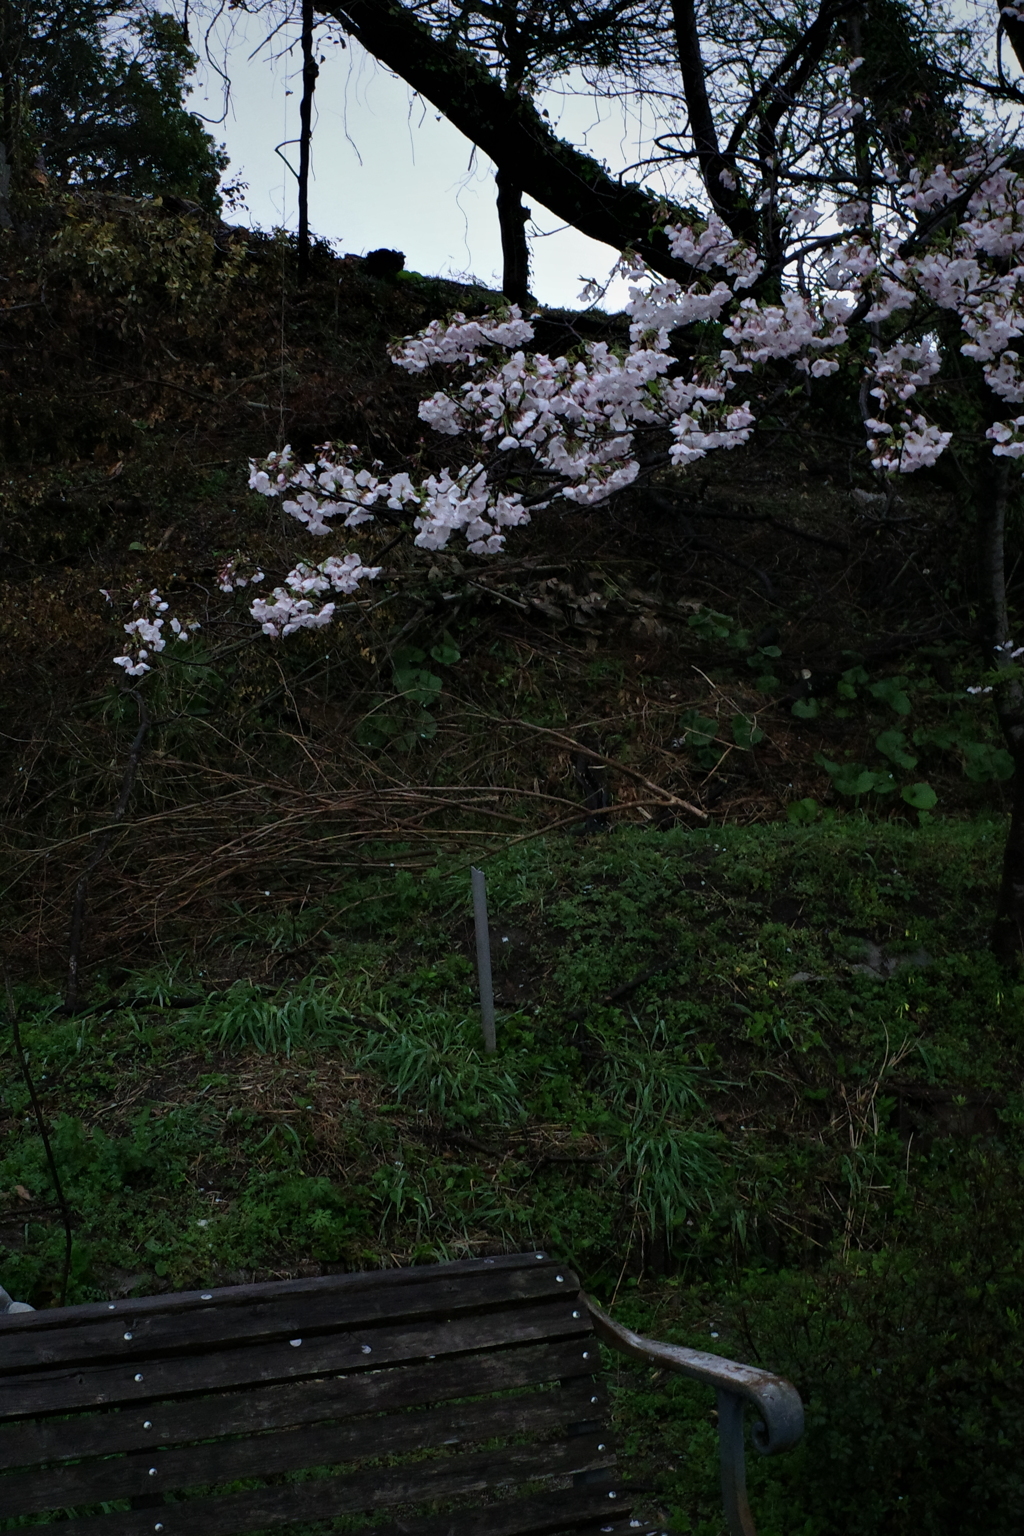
left=824, top=55, right=866, bottom=125
left=245, top=208, right=877, bottom=592
left=723, top=292, right=850, bottom=374
left=214, top=147, right=1007, bottom=645
left=664, top=215, right=764, bottom=288
left=248, top=222, right=864, bottom=599
left=112, top=590, right=198, bottom=677
left=968, top=640, right=1024, bottom=692
left=217, top=557, right=265, bottom=593
left=827, top=155, right=1024, bottom=465
left=249, top=440, right=530, bottom=557
left=250, top=553, right=383, bottom=637
left=394, top=310, right=536, bottom=372
left=111, top=140, right=1024, bottom=668
left=986, top=415, right=1024, bottom=457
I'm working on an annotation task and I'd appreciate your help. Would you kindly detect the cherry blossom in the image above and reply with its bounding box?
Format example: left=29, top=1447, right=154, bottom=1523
left=987, top=417, right=1024, bottom=457
left=250, top=554, right=383, bottom=637
left=113, top=590, right=198, bottom=676
left=113, top=101, right=1024, bottom=674
left=217, top=557, right=265, bottom=593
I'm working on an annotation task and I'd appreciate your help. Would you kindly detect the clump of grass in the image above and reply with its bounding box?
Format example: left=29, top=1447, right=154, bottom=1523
left=199, top=978, right=344, bottom=1056
left=589, top=1038, right=725, bottom=1238
left=616, top=1128, right=726, bottom=1240
left=355, top=1010, right=528, bottom=1126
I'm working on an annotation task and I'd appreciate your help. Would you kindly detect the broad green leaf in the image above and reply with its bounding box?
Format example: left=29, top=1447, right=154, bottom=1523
left=875, top=729, right=918, bottom=769
left=732, top=714, right=765, bottom=749
left=901, top=782, right=938, bottom=809
left=429, top=637, right=461, bottom=666
left=913, top=725, right=958, bottom=751
left=393, top=667, right=442, bottom=705
left=792, top=698, right=820, bottom=719
left=831, top=764, right=878, bottom=796
left=868, top=677, right=912, bottom=714
left=687, top=609, right=732, bottom=641
left=962, top=741, right=1014, bottom=782
left=680, top=711, right=717, bottom=747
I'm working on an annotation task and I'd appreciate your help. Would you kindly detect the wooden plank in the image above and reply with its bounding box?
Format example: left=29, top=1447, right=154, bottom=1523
left=0, top=1378, right=610, bottom=1516
left=0, top=1339, right=602, bottom=1472
left=575, top=1522, right=664, bottom=1536
left=0, top=1254, right=566, bottom=1341
left=368, top=1484, right=637, bottom=1536
left=0, top=1302, right=597, bottom=1421
left=0, top=1266, right=583, bottom=1375
left=27, top=1433, right=615, bottom=1536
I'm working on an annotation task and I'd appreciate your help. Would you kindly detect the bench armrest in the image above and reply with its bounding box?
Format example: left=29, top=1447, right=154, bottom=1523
left=584, top=1295, right=803, bottom=1536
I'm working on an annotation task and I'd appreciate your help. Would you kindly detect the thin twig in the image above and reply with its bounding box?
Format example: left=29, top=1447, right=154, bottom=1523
left=4, top=975, right=73, bottom=1308
left=485, top=715, right=708, bottom=819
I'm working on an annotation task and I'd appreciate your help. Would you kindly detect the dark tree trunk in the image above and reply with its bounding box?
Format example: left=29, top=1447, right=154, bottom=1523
left=1000, top=0, right=1024, bottom=79
left=0, top=140, right=12, bottom=231
left=977, top=451, right=1024, bottom=965
left=297, top=0, right=319, bottom=286
left=496, top=165, right=530, bottom=305
left=326, top=0, right=705, bottom=282
left=668, top=0, right=752, bottom=240
left=0, top=0, right=21, bottom=231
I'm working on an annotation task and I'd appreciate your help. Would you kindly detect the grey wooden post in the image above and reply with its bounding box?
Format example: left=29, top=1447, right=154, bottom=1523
left=471, top=867, right=496, bottom=1054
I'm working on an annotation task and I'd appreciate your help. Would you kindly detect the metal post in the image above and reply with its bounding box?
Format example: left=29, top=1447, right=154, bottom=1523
left=471, top=867, right=496, bottom=1054
left=717, top=1388, right=757, bottom=1536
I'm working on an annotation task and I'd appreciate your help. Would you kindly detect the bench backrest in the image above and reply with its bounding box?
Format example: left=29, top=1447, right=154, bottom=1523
left=0, top=1252, right=657, bottom=1536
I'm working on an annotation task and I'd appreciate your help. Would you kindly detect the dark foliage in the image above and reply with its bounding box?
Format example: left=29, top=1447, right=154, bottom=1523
left=4, top=3, right=227, bottom=211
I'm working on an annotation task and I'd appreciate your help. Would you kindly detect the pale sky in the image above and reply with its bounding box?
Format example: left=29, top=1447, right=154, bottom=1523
left=182, top=2, right=1006, bottom=311
left=186, top=6, right=657, bottom=309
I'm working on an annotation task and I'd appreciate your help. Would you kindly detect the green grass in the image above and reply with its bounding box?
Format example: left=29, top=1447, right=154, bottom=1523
left=2, top=815, right=1023, bottom=1533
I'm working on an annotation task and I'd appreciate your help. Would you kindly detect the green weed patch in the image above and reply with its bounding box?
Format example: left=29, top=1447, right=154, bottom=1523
left=2, top=817, right=1022, bottom=1532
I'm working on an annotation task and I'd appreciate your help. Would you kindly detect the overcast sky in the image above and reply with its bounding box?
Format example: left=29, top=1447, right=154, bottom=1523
left=186, top=6, right=656, bottom=310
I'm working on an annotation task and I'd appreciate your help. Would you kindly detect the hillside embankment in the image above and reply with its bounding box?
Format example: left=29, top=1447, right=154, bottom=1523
left=2, top=198, right=1022, bottom=1535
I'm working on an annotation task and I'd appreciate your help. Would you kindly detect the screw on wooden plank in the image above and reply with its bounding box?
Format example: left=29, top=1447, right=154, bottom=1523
left=470, top=867, right=496, bottom=1054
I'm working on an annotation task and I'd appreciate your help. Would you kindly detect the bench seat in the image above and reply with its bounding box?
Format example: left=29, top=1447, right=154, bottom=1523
left=0, top=1252, right=802, bottom=1536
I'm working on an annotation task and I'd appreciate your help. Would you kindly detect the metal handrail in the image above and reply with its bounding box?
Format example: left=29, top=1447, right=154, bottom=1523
left=585, top=1295, right=804, bottom=1536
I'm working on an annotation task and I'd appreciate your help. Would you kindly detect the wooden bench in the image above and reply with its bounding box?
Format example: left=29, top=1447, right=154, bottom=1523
left=0, top=1252, right=802, bottom=1536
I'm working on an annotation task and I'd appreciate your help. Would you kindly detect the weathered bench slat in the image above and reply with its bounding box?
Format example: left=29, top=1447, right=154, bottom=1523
left=368, top=1490, right=659, bottom=1536
left=1, top=1377, right=605, bottom=1516
left=0, top=1336, right=596, bottom=1470
left=29, top=1432, right=614, bottom=1536
left=0, top=1296, right=591, bottom=1419
left=0, top=1264, right=571, bottom=1373
left=0, top=1254, right=545, bottom=1340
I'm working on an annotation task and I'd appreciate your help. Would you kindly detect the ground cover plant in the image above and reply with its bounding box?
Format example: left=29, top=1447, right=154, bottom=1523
left=3, top=818, right=1023, bottom=1534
